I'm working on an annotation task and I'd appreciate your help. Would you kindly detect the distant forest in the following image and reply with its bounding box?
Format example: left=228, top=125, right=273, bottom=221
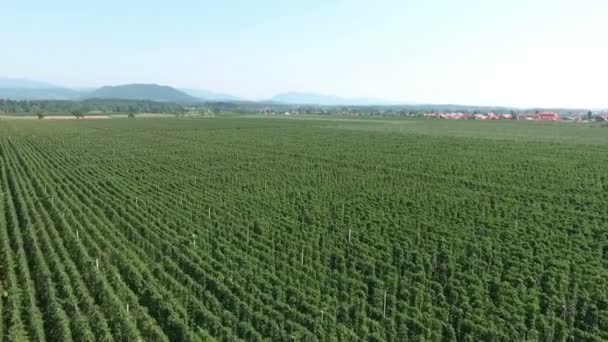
left=0, top=98, right=599, bottom=116
left=0, top=99, right=185, bottom=115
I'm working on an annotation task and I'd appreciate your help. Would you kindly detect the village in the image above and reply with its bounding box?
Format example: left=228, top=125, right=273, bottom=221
left=262, top=108, right=608, bottom=123
left=424, top=111, right=608, bottom=122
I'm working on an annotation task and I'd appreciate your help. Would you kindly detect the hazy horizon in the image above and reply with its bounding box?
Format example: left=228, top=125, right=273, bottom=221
left=2, top=0, right=607, bottom=107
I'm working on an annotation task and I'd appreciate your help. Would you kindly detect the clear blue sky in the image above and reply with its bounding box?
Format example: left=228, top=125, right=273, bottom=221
left=2, top=0, right=607, bottom=107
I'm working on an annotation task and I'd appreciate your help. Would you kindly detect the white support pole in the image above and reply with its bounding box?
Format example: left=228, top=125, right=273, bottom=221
left=383, top=290, right=387, bottom=318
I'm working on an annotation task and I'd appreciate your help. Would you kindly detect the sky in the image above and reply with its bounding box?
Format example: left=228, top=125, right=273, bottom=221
left=1, top=0, right=607, bottom=107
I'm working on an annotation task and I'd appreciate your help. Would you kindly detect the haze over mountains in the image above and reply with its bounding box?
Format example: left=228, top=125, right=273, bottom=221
left=0, top=78, right=228, bottom=103
left=0, top=77, right=403, bottom=106
left=0, top=78, right=81, bottom=100
left=0, top=78, right=60, bottom=89
left=269, top=92, right=405, bottom=106
left=179, top=89, right=243, bottom=102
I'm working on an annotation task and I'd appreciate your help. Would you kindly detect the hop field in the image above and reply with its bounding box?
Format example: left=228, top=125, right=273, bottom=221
left=0, top=117, right=607, bottom=341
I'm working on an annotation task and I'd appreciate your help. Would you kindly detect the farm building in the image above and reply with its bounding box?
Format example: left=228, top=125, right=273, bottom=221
left=518, top=112, right=561, bottom=121
left=438, top=112, right=470, bottom=120
left=538, top=112, right=560, bottom=121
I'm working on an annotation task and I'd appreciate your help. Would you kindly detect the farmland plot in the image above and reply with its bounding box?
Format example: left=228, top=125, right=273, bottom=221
left=0, top=117, right=607, bottom=341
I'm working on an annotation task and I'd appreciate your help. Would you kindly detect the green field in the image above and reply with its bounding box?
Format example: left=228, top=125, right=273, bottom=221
left=0, top=117, right=607, bottom=341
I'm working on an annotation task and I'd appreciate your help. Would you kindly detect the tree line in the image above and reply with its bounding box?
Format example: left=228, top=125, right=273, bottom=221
left=0, top=99, right=185, bottom=116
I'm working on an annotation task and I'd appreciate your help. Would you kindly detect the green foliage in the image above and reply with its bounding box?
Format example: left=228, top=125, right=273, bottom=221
left=71, top=109, right=84, bottom=118
left=0, top=117, right=606, bottom=340
left=0, top=99, right=184, bottom=115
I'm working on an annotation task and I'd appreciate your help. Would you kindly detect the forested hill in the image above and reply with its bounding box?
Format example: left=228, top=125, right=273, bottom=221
left=86, top=84, right=199, bottom=103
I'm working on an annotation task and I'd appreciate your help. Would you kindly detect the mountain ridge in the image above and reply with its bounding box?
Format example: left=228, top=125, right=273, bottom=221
left=86, top=84, right=198, bottom=103
left=0, top=78, right=245, bottom=103
left=0, top=78, right=406, bottom=105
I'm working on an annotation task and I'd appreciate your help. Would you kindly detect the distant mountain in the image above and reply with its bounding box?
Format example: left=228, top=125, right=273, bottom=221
left=270, top=92, right=404, bottom=106
left=0, top=77, right=60, bottom=89
left=86, top=84, right=198, bottom=103
left=0, top=88, right=81, bottom=100
left=72, top=87, right=97, bottom=93
left=0, top=78, right=82, bottom=100
left=180, top=88, right=244, bottom=102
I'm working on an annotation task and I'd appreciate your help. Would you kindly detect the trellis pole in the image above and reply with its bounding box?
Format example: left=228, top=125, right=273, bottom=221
left=383, top=290, right=387, bottom=318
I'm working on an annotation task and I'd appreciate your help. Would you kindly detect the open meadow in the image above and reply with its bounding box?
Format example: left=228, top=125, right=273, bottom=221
left=0, top=116, right=607, bottom=341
